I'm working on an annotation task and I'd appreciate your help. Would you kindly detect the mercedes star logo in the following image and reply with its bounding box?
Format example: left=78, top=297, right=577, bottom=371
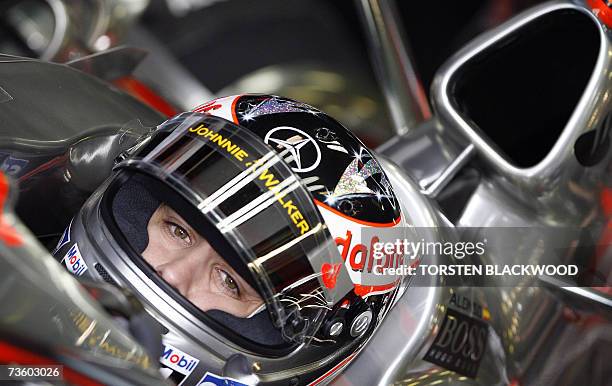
left=264, top=126, right=321, bottom=173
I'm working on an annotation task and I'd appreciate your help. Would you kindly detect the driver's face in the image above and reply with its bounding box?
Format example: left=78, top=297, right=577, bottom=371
left=141, top=204, right=263, bottom=317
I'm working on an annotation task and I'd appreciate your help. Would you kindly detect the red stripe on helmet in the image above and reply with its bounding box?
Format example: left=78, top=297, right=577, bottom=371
left=315, top=199, right=401, bottom=227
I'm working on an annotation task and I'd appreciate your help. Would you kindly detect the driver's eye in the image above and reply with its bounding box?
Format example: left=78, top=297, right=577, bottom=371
left=215, top=267, right=240, bottom=298
left=166, top=221, right=192, bottom=245
left=172, top=224, right=188, bottom=239
left=224, top=273, right=238, bottom=291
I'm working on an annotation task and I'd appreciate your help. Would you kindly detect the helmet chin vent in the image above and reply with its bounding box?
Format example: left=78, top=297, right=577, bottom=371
left=95, top=263, right=118, bottom=286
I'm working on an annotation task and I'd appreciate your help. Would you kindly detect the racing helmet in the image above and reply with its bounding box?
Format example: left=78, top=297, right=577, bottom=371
left=54, top=95, right=406, bottom=385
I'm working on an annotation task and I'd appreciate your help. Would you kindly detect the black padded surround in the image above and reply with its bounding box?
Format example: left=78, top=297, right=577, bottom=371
left=112, top=175, right=160, bottom=254
left=207, top=309, right=285, bottom=346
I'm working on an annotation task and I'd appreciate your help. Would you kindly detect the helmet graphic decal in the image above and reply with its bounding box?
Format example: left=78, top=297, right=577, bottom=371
left=323, top=147, right=398, bottom=213
left=223, top=94, right=402, bottom=225
left=238, top=97, right=320, bottom=121
left=320, top=262, right=343, bottom=289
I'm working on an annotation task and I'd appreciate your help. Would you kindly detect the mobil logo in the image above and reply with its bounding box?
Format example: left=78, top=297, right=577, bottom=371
left=62, top=243, right=88, bottom=276
left=160, top=344, right=199, bottom=375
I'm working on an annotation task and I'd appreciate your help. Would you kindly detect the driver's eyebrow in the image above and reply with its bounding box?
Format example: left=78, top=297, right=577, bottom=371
left=163, top=206, right=198, bottom=234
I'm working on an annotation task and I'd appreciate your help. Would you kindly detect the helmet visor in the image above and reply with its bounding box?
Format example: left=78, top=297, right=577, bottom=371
left=109, top=113, right=353, bottom=345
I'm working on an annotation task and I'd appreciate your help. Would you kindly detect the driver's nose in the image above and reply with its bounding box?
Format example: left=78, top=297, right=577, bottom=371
left=156, top=254, right=196, bottom=295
